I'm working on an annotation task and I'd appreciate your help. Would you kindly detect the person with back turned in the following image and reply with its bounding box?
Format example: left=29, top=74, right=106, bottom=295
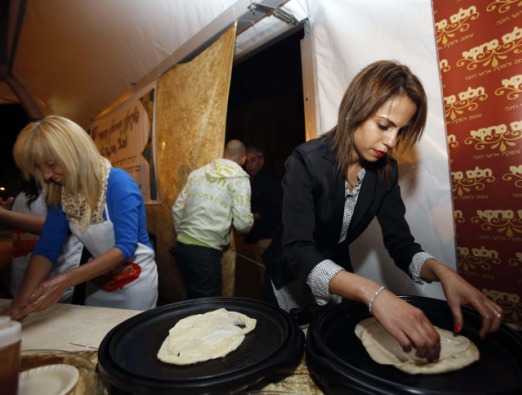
left=172, top=140, right=254, bottom=298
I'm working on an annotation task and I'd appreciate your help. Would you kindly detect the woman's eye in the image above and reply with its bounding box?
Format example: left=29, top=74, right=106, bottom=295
left=378, top=124, right=388, bottom=131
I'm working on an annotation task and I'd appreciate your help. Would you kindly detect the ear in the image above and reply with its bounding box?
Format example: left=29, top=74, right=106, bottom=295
left=239, top=155, right=247, bottom=166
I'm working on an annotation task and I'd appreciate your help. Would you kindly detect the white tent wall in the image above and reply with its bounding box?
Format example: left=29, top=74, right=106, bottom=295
left=295, top=0, right=454, bottom=299
left=11, top=0, right=238, bottom=126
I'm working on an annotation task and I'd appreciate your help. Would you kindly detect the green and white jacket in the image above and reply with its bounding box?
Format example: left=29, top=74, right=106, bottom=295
left=172, top=158, right=254, bottom=250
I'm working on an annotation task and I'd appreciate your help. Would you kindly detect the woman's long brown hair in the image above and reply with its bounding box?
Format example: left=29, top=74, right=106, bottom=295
left=329, top=60, right=427, bottom=177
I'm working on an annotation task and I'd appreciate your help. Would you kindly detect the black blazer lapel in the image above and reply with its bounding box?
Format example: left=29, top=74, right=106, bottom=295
left=323, top=144, right=345, bottom=241
left=332, top=168, right=346, bottom=240
left=347, top=168, right=377, bottom=237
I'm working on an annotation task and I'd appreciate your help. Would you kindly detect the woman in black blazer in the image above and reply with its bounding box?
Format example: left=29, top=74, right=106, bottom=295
left=264, top=60, right=502, bottom=362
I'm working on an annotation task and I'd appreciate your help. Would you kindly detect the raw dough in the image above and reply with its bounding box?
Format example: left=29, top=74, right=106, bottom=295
left=355, top=317, right=479, bottom=374
left=157, top=308, right=256, bottom=365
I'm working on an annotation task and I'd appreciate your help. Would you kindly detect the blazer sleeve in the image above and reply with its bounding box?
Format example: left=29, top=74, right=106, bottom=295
left=281, top=152, right=329, bottom=282
left=377, top=165, right=423, bottom=274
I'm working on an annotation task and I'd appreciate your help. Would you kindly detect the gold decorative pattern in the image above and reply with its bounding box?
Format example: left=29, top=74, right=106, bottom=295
left=454, top=209, right=466, bottom=224
left=439, top=58, right=452, bottom=72
left=471, top=209, right=522, bottom=237
left=456, top=26, right=522, bottom=70
left=482, top=288, right=522, bottom=325
left=464, top=120, right=522, bottom=152
left=435, top=6, right=479, bottom=45
left=447, top=133, right=459, bottom=148
left=508, top=252, right=522, bottom=267
left=486, top=0, right=522, bottom=14
left=452, top=166, right=495, bottom=196
left=457, top=246, right=501, bottom=272
left=495, top=74, right=522, bottom=100
left=502, top=164, right=522, bottom=188
left=248, top=356, right=322, bottom=394
left=444, top=86, right=488, bottom=120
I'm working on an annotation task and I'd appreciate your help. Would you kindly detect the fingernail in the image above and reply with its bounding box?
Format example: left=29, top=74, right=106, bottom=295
left=454, top=323, right=461, bottom=333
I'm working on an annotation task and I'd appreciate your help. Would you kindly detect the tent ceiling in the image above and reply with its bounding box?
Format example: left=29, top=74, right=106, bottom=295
left=1, top=0, right=305, bottom=127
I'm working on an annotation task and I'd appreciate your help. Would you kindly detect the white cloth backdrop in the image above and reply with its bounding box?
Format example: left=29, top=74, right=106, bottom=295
left=291, top=0, right=454, bottom=299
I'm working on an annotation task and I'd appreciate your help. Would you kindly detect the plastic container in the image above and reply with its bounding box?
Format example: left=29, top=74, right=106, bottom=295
left=0, top=316, right=22, bottom=395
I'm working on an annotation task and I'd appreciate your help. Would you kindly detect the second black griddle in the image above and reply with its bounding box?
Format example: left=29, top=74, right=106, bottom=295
left=306, top=296, right=522, bottom=395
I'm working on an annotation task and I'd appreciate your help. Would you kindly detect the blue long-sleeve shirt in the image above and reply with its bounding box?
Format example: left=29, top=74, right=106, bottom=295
left=34, top=168, right=152, bottom=264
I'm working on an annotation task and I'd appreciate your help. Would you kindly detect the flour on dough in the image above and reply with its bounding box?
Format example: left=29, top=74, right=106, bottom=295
left=157, top=308, right=257, bottom=365
left=355, top=317, right=479, bottom=374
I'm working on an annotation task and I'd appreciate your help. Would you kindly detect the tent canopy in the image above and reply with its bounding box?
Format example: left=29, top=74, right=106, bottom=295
left=0, top=0, right=305, bottom=126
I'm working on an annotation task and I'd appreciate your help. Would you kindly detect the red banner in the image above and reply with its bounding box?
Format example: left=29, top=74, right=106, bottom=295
left=433, top=0, right=522, bottom=328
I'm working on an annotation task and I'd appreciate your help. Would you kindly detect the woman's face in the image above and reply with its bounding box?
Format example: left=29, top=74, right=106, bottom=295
left=353, top=94, right=417, bottom=162
left=38, top=160, right=65, bottom=185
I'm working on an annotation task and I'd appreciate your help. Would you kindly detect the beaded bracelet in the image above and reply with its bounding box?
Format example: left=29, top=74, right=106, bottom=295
left=368, top=285, right=386, bottom=314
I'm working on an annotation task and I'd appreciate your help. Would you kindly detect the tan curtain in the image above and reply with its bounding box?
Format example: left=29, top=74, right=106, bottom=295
left=147, top=24, right=237, bottom=302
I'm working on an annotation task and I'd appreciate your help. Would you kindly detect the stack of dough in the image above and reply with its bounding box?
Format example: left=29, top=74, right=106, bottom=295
left=355, top=317, right=479, bottom=374
left=157, top=308, right=257, bottom=365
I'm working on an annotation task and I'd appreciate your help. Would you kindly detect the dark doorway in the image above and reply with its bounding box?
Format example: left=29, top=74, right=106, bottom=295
left=226, top=26, right=306, bottom=179
left=226, top=27, right=306, bottom=299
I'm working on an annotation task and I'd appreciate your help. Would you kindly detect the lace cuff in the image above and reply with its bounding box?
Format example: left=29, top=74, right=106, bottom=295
left=409, top=252, right=435, bottom=284
left=306, top=260, right=344, bottom=305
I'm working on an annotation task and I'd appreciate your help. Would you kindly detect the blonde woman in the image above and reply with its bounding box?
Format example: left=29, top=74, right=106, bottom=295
left=6, top=115, right=158, bottom=319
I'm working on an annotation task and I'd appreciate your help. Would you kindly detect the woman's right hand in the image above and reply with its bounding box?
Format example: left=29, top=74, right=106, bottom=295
left=330, top=271, right=441, bottom=362
left=371, top=289, right=441, bottom=362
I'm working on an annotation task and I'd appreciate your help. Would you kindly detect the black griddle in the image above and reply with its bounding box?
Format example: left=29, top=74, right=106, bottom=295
left=97, top=297, right=304, bottom=394
left=306, top=296, right=522, bottom=394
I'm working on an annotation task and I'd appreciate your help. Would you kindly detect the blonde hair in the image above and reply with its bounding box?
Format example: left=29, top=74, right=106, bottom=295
left=13, top=115, right=106, bottom=208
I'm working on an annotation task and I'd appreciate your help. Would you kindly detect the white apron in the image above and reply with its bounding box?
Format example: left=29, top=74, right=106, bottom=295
left=10, top=193, right=82, bottom=302
left=69, top=205, right=158, bottom=310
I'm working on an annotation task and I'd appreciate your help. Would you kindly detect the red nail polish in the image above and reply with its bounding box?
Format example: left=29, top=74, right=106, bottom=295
left=454, top=323, right=461, bottom=333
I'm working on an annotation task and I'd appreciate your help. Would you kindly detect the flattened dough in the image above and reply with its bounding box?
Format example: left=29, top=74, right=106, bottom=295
left=355, top=317, right=479, bottom=374
left=157, top=308, right=256, bottom=365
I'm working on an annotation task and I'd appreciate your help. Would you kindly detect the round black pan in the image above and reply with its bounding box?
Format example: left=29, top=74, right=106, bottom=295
left=306, top=296, right=522, bottom=395
left=98, top=297, right=304, bottom=394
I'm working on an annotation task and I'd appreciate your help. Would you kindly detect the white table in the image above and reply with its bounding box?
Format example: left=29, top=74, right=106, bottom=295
left=0, top=299, right=141, bottom=352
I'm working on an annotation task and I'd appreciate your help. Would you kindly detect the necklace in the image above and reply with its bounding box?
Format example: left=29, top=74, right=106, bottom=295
left=346, top=164, right=362, bottom=191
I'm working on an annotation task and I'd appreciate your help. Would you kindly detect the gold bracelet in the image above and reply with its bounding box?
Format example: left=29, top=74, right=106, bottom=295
left=368, top=285, right=386, bottom=314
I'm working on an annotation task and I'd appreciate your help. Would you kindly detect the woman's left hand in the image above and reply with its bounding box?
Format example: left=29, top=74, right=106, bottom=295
left=427, top=260, right=503, bottom=338
left=25, top=276, right=67, bottom=315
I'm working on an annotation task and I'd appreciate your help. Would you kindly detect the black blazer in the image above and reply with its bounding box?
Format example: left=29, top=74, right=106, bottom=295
left=264, top=134, right=423, bottom=288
